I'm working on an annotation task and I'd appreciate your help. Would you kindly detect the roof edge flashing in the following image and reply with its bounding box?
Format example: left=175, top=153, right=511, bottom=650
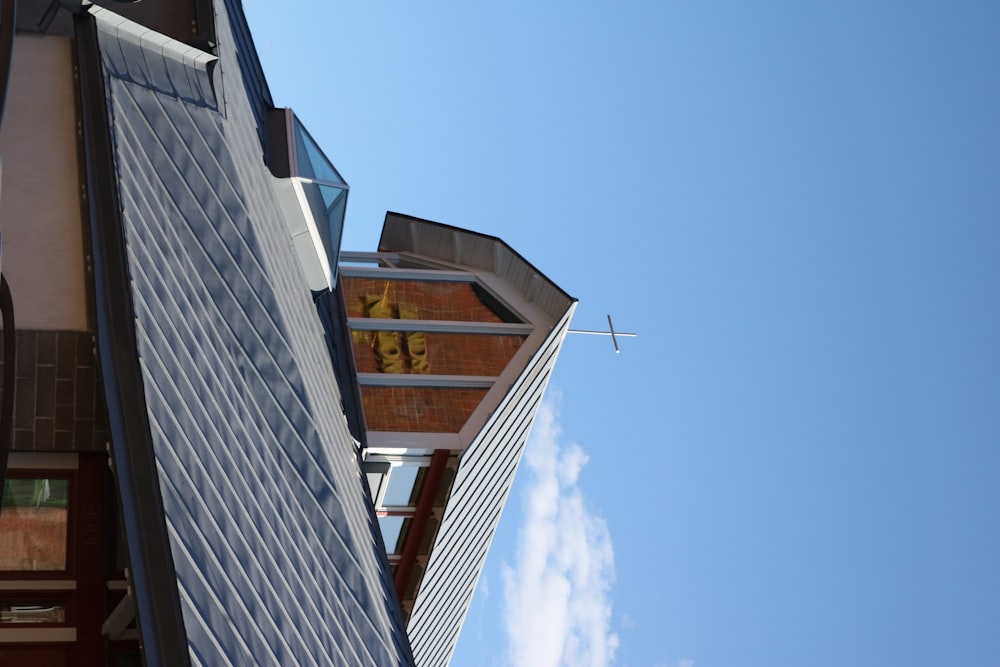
left=270, top=174, right=338, bottom=292
left=89, top=5, right=219, bottom=109
left=378, top=213, right=576, bottom=321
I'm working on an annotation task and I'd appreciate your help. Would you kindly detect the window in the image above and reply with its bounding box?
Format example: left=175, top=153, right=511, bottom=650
left=268, top=108, right=349, bottom=291
left=0, top=477, right=70, bottom=572
left=381, top=465, right=427, bottom=508
left=369, top=458, right=430, bottom=558
left=0, top=453, right=126, bottom=660
left=0, top=602, right=67, bottom=624
left=377, top=516, right=410, bottom=555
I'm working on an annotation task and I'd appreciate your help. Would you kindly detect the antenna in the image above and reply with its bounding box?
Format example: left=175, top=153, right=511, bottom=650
left=568, top=315, right=637, bottom=354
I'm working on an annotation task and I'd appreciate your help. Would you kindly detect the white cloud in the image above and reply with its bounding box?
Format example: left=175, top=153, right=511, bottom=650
left=502, top=400, right=619, bottom=667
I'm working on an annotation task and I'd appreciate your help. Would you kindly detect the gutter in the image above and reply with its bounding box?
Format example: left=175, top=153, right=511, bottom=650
left=74, top=12, right=191, bottom=667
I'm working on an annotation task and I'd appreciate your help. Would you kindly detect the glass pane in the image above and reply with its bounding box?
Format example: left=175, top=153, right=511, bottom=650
left=378, top=516, right=406, bottom=554
left=299, top=180, right=347, bottom=280
left=342, top=278, right=522, bottom=323
left=320, top=183, right=347, bottom=277
left=0, top=478, right=69, bottom=571
left=0, top=602, right=66, bottom=624
left=300, top=180, right=333, bottom=248
left=293, top=118, right=346, bottom=185
left=382, top=466, right=425, bottom=507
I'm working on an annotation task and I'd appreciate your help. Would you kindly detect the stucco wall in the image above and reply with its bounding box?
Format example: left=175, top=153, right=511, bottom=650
left=0, top=34, right=89, bottom=331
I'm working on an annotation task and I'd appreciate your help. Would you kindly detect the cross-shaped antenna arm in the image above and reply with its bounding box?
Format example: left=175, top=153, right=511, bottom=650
left=568, top=315, right=638, bottom=354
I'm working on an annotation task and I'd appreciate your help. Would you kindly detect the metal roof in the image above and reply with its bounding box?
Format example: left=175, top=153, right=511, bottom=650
left=380, top=212, right=575, bottom=325
left=86, top=4, right=413, bottom=665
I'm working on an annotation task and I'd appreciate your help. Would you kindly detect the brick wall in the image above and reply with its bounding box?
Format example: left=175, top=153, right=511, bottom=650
left=0, top=330, right=110, bottom=452
left=352, top=332, right=524, bottom=376
left=0, top=506, right=68, bottom=570
left=342, top=278, right=507, bottom=323
left=344, top=277, right=522, bottom=434
left=361, top=387, right=488, bottom=433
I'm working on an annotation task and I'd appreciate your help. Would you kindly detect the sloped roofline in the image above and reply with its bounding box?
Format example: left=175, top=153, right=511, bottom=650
left=378, top=211, right=577, bottom=314
left=366, top=212, right=578, bottom=664
left=79, top=4, right=416, bottom=664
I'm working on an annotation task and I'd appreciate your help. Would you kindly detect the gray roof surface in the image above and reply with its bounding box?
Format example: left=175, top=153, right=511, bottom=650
left=91, top=4, right=412, bottom=665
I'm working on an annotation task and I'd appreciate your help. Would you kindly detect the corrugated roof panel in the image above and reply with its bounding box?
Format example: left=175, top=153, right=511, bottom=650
left=93, top=5, right=413, bottom=665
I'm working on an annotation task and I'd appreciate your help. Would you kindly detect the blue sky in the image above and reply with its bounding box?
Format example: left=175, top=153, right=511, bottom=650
left=245, top=2, right=1000, bottom=666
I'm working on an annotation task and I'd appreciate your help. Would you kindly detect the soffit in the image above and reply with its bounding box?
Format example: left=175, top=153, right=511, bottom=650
left=378, top=212, right=576, bottom=326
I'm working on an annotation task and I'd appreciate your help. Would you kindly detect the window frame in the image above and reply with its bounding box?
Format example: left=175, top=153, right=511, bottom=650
left=0, top=468, right=77, bottom=580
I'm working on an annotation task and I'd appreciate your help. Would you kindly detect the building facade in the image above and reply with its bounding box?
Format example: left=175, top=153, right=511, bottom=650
left=0, top=2, right=574, bottom=665
left=335, top=215, right=575, bottom=665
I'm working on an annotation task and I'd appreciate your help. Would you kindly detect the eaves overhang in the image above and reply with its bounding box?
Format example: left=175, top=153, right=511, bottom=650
left=378, top=212, right=576, bottom=323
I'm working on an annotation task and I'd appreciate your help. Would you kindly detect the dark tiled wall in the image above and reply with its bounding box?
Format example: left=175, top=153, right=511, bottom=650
left=0, top=330, right=110, bottom=452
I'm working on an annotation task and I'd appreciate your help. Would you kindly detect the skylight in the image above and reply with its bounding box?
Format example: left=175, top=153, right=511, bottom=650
left=269, top=109, right=349, bottom=292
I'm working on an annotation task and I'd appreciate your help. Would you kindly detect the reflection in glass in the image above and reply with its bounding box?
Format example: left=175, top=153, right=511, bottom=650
left=0, top=478, right=69, bottom=571
left=382, top=466, right=426, bottom=507
left=0, top=602, right=66, bottom=624
left=299, top=180, right=347, bottom=276
left=377, top=515, right=416, bottom=555
left=293, top=118, right=346, bottom=185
